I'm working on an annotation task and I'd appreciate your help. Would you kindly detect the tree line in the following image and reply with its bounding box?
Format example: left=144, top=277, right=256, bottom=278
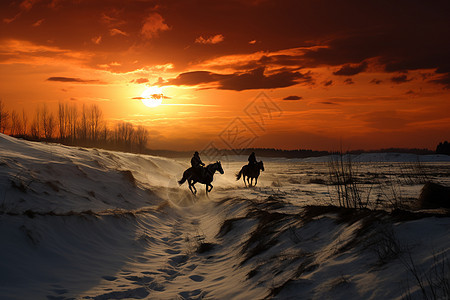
left=436, top=141, right=450, bottom=155
left=0, top=100, right=149, bottom=153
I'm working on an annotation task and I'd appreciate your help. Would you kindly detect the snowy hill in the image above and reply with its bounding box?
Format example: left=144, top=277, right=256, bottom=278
left=0, top=134, right=449, bottom=299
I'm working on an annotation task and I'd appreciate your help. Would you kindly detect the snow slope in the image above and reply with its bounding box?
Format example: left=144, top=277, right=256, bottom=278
left=0, top=134, right=449, bottom=299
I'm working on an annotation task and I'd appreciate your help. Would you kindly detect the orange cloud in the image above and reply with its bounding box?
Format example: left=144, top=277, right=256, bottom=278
left=101, top=11, right=126, bottom=27
left=91, top=36, right=102, bottom=44
left=3, top=13, right=21, bottom=24
left=110, top=28, right=128, bottom=37
left=130, top=78, right=149, bottom=84
left=32, top=19, right=44, bottom=27
left=20, top=0, right=39, bottom=11
left=141, top=13, right=169, bottom=39
left=195, top=34, right=224, bottom=44
left=0, top=39, right=93, bottom=68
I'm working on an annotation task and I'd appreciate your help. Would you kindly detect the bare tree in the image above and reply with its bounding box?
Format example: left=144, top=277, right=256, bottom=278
left=88, top=104, right=103, bottom=142
left=135, top=125, right=149, bottom=153
left=67, top=104, right=77, bottom=142
left=30, top=120, right=39, bottom=138
left=30, top=107, right=41, bottom=138
left=114, top=122, right=135, bottom=150
left=101, top=121, right=109, bottom=144
left=47, top=113, right=56, bottom=139
left=58, top=102, right=67, bottom=139
left=42, top=104, right=56, bottom=139
left=10, top=110, right=22, bottom=136
left=0, top=100, right=9, bottom=133
left=21, top=109, right=28, bottom=136
left=79, top=103, right=88, bottom=141
left=42, top=104, right=49, bottom=138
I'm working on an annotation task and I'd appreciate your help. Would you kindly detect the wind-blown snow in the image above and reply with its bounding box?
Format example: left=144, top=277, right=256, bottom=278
left=0, top=133, right=449, bottom=299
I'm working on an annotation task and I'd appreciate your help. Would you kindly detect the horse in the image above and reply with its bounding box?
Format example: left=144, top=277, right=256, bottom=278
left=236, top=161, right=264, bottom=187
left=178, top=161, right=224, bottom=195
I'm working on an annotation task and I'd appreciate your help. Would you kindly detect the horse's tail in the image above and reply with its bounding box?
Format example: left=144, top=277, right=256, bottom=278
left=178, top=172, right=187, bottom=185
left=236, top=168, right=243, bottom=180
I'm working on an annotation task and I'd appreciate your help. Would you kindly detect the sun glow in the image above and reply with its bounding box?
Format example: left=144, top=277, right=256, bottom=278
left=141, top=86, right=164, bottom=107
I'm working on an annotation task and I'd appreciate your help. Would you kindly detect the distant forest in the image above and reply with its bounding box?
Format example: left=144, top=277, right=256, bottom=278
left=0, top=100, right=446, bottom=157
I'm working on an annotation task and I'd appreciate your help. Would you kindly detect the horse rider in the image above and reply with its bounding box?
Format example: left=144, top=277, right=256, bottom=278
left=248, top=151, right=257, bottom=169
left=191, top=151, right=205, bottom=177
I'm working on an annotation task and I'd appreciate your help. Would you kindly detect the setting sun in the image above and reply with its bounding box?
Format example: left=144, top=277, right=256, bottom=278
left=140, top=86, right=164, bottom=107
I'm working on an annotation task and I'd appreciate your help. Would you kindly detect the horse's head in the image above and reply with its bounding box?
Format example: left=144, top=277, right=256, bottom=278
left=258, top=160, right=264, bottom=171
left=216, top=161, right=224, bottom=174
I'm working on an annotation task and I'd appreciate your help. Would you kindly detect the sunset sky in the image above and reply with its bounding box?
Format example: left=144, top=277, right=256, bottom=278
left=1, top=0, right=449, bottom=151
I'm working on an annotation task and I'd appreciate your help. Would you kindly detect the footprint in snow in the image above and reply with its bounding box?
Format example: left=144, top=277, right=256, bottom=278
left=165, top=249, right=181, bottom=254
left=101, top=276, right=117, bottom=281
left=179, top=289, right=204, bottom=299
left=124, top=275, right=154, bottom=284
left=168, top=254, right=188, bottom=267
left=185, top=264, right=197, bottom=271
left=157, top=267, right=179, bottom=276
left=189, top=275, right=204, bottom=282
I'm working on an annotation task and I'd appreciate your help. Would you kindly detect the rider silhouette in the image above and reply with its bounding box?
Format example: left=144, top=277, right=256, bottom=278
left=191, top=151, right=205, bottom=177
left=248, top=151, right=257, bottom=168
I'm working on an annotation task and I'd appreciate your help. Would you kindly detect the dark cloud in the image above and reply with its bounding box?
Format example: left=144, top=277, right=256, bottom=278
left=283, top=95, right=302, bottom=100
left=429, top=74, right=450, bottom=89
left=258, top=55, right=304, bottom=67
left=333, top=62, right=367, bottom=76
left=391, top=75, right=411, bottom=84
left=323, top=80, right=333, bottom=87
left=46, top=77, right=102, bottom=84
left=218, top=67, right=313, bottom=91
left=320, top=101, right=338, bottom=105
left=302, top=33, right=387, bottom=67
left=300, top=16, right=450, bottom=88
left=370, top=79, right=382, bottom=84
left=166, top=67, right=313, bottom=91
left=166, top=71, right=223, bottom=86
left=344, top=78, right=354, bottom=85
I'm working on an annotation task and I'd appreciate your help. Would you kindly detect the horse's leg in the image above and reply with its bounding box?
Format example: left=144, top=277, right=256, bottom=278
left=243, top=175, right=247, bottom=187
left=250, top=177, right=254, bottom=187
left=255, top=176, right=258, bottom=186
left=205, top=183, right=212, bottom=196
left=188, top=180, right=194, bottom=195
left=188, top=180, right=197, bottom=195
